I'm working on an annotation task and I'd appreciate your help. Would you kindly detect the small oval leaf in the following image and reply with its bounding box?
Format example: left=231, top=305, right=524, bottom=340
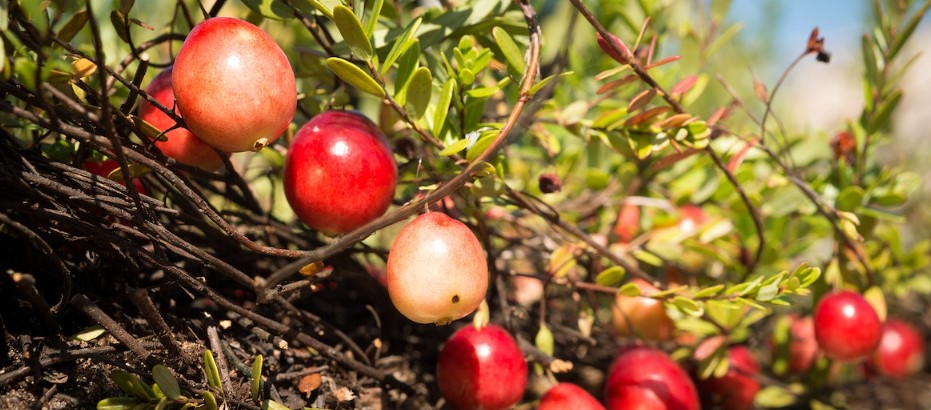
left=106, top=163, right=150, bottom=183
left=492, top=27, right=526, bottom=76
left=263, top=400, right=291, bottom=410
left=393, top=39, right=421, bottom=98
left=203, top=350, right=223, bottom=393
left=438, top=138, right=470, bottom=157
left=380, top=16, right=422, bottom=75
left=363, top=0, right=384, bottom=38
left=535, top=325, right=554, bottom=356
left=57, top=9, right=88, bottom=43
left=627, top=88, right=657, bottom=112
left=326, top=57, right=385, bottom=97
left=241, top=0, right=294, bottom=20
left=201, top=391, right=218, bottom=410
left=405, top=67, right=432, bottom=119
left=595, top=266, right=626, bottom=286
left=152, top=365, right=181, bottom=400
left=109, top=11, right=129, bottom=42
left=70, top=325, right=106, bottom=341
left=432, top=78, right=456, bottom=137
left=251, top=355, right=263, bottom=401
left=333, top=5, right=372, bottom=57
left=96, top=397, right=140, bottom=410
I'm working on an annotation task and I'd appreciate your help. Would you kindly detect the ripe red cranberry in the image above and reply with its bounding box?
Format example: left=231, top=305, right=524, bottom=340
left=437, top=324, right=527, bottom=410
left=604, top=346, right=700, bottom=410
left=172, top=17, right=296, bottom=152
left=539, top=383, right=605, bottom=410
left=283, top=111, right=397, bottom=235
left=696, top=345, right=760, bottom=410
left=813, top=290, right=882, bottom=362
left=138, top=67, right=226, bottom=171
left=870, top=318, right=925, bottom=378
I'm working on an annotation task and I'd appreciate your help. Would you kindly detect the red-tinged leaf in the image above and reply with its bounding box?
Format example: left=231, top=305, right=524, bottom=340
left=753, top=80, right=769, bottom=103
left=671, top=75, right=698, bottom=95
left=707, top=105, right=731, bottom=126
left=628, top=88, right=656, bottom=112
left=649, top=148, right=702, bottom=171
left=634, top=17, right=652, bottom=52
left=597, top=33, right=630, bottom=64
left=657, top=113, right=695, bottom=129
left=646, top=55, right=681, bottom=70
left=597, top=74, right=639, bottom=94
left=129, top=18, right=154, bottom=30
left=727, top=138, right=759, bottom=173
left=646, top=36, right=658, bottom=66
left=806, top=27, right=825, bottom=54
left=625, top=106, right=670, bottom=127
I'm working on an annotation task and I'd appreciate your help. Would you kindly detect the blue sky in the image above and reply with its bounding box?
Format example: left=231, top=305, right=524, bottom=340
left=730, top=0, right=868, bottom=60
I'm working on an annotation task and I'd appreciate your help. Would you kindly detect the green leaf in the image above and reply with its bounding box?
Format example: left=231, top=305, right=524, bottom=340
left=698, top=219, right=732, bottom=243
left=464, top=86, right=500, bottom=99
left=535, top=325, right=554, bottom=356
left=201, top=391, right=218, bottom=410
left=109, top=11, right=129, bottom=42
left=262, top=400, right=291, bottom=410
left=405, top=67, right=432, bottom=119
left=363, top=0, right=384, bottom=38
left=438, top=138, right=469, bottom=157
left=393, top=39, right=420, bottom=99
left=241, top=0, right=294, bottom=20
left=670, top=296, right=703, bottom=316
left=152, top=365, right=181, bottom=400
left=755, top=385, right=798, bottom=408
left=109, top=370, right=154, bottom=401
left=466, top=128, right=500, bottom=162
left=380, top=16, right=422, bottom=75
left=529, top=71, right=573, bottom=96
left=251, top=355, right=263, bottom=401
left=735, top=297, right=766, bottom=310
left=96, top=397, right=140, bottom=410
left=294, top=0, right=333, bottom=19
left=492, top=26, right=525, bottom=77
left=861, top=34, right=881, bottom=88
left=595, top=266, right=626, bottom=286
left=21, top=0, right=48, bottom=37
left=57, top=10, right=88, bottom=43
left=618, top=282, right=641, bottom=296
left=432, top=78, right=456, bottom=137
left=726, top=275, right=763, bottom=296
left=756, top=282, right=779, bottom=302
left=326, top=58, right=385, bottom=97
left=0, top=1, right=8, bottom=31
left=333, top=5, right=372, bottom=57
left=836, top=186, right=864, bottom=211
left=692, top=284, right=725, bottom=299
left=118, top=0, right=135, bottom=15
left=203, top=350, right=223, bottom=392
left=867, top=89, right=902, bottom=134
left=887, top=1, right=931, bottom=59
